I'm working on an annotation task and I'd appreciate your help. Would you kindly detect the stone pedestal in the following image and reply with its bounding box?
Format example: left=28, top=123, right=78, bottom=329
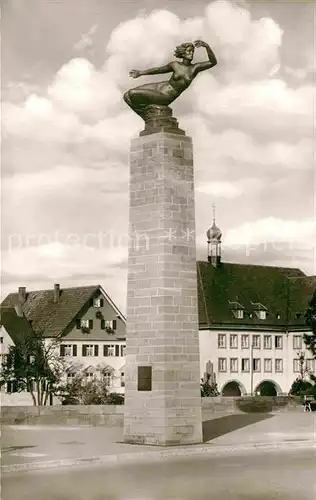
left=123, top=113, right=203, bottom=446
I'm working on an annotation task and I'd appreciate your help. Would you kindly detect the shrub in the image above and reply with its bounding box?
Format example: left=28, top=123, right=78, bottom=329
left=106, top=393, right=125, bottom=405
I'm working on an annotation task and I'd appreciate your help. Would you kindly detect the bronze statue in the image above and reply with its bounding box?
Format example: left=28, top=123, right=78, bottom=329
left=123, top=40, right=217, bottom=119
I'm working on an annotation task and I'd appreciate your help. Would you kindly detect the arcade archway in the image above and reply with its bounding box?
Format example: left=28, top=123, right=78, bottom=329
left=222, top=380, right=245, bottom=397
left=255, top=380, right=281, bottom=396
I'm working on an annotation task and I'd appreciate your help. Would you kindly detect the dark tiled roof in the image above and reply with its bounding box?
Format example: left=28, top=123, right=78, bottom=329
left=1, top=285, right=100, bottom=338
left=0, top=307, right=35, bottom=344
left=288, top=275, right=316, bottom=329
left=197, top=261, right=308, bottom=330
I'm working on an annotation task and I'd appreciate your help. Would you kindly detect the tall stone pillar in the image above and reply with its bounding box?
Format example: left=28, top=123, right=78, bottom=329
left=123, top=106, right=203, bottom=446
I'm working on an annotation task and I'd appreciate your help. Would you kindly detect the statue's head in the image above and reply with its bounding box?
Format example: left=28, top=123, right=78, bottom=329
left=174, top=42, right=195, bottom=62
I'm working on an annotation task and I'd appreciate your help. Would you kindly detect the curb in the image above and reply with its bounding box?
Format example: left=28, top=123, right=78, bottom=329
left=2, top=439, right=315, bottom=474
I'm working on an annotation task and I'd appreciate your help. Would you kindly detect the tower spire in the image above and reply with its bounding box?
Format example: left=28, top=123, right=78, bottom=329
left=206, top=206, right=222, bottom=267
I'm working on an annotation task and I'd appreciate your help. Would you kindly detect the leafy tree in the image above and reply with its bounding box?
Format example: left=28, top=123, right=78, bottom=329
left=304, top=289, right=316, bottom=358
left=200, top=373, right=219, bottom=397
left=289, top=377, right=313, bottom=396
left=0, top=331, right=65, bottom=406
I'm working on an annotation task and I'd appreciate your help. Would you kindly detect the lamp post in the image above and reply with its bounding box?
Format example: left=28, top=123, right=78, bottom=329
left=250, top=338, right=254, bottom=396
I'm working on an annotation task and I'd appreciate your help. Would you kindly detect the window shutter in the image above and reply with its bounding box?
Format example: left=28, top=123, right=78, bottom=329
left=94, top=345, right=99, bottom=356
left=89, top=298, right=94, bottom=307
left=112, top=319, right=117, bottom=330
left=103, top=345, right=108, bottom=356
left=115, top=345, right=120, bottom=357
left=100, top=298, right=104, bottom=307
left=82, top=345, right=87, bottom=357
left=101, top=319, right=105, bottom=330
left=89, top=319, right=93, bottom=329
left=60, top=345, right=65, bottom=357
left=72, top=345, right=77, bottom=356
left=76, top=319, right=81, bottom=329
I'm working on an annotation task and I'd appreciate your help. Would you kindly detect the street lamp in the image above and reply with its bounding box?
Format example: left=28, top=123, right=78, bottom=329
left=250, top=339, right=254, bottom=396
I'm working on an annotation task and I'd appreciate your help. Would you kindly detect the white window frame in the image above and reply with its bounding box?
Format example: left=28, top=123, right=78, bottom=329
left=264, top=358, right=272, bottom=373
left=241, top=335, right=249, bottom=349
left=293, top=359, right=301, bottom=373
left=241, top=358, right=250, bottom=372
left=235, top=309, right=244, bottom=319
left=107, top=345, right=115, bottom=357
left=218, top=358, right=227, bottom=372
left=275, top=359, right=283, bottom=373
left=64, top=345, right=72, bottom=356
left=230, top=358, right=238, bottom=373
left=120, top=345, right=126, bottom=357
left=306, top=359, right=314, bottom=372
left=218, top=334, right=226, bottom=348
left=275, top=336, right=283, bottom=349
left=253, top=358, right=261, bottom=372
left=264, top=335, right=272, bottom=349
left=120, top=371, right=125, bottom=387
left=81, top=319, right=89, bottom=328
left=93, top=298, right=101, bottom=308
left=229, top=334, right=238, bottom=349
left=103, top=371, right=112, bottom=387
left=258, top=310, right=266, bottom=320
left=85, top=345, right=94, bottom=357
left=252, top=335, right=261, bottom=349
left=293, top=336, right=302, bottom=350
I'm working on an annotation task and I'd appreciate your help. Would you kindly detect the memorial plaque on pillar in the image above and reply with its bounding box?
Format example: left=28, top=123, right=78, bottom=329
left=137, top=366, right=152, bottom=391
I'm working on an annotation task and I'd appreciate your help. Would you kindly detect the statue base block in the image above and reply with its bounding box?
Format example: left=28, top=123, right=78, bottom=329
left=140, top=105, right=185, bottom=137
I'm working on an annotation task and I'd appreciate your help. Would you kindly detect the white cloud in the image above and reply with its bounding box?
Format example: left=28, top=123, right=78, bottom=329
left=47, top=58, right=122, bottom=120
left=192, top=76, right=313, bottom=135
left=2, top=242, right=127, bottom=280
left=74, top=24, right=98, bottom=51
left=225, top=217, right=315, bottom=248
left=196, top=178, right=263, bottom=198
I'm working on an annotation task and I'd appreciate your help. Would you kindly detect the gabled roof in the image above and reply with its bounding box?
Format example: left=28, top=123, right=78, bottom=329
left=0, top=307, right=35, bottom=345
left=197, top=261, right=307, bottom=330
left=0, top=285, right=101, bottom=338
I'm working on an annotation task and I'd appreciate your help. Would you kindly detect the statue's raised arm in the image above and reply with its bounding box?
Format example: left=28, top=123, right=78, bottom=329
left=123, top=41, right=217, bottom=120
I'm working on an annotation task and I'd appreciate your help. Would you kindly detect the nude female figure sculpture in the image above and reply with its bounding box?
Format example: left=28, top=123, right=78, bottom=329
left=123, top=40, right=217, bottom=119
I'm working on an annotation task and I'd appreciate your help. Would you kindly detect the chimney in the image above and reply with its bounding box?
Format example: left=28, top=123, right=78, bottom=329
left=54, top=283, right=60, bottom=303
left=18, top=286, right=26, bottom=305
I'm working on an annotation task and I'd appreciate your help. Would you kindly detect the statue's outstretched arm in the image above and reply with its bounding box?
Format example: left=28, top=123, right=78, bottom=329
left=193, top=40, right=217, bottom=74
left=129, top=63, right=174, bottom=78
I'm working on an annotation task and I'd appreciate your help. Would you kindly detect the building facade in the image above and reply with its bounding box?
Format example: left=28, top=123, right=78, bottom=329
left=1, top=222, right=315, bottom=403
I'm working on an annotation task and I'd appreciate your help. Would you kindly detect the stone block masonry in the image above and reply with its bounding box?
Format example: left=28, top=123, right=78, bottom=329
left=123, top=130, right=203, bottom=446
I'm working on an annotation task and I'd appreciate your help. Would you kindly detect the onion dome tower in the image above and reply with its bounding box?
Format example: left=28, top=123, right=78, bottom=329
left=206, top=205, right=222, bottom=267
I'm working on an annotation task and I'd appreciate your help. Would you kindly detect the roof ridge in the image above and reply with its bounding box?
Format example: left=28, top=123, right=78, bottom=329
left=4, top=284, right=100, bottom=296
left=196, top=260, right=304, bottom=273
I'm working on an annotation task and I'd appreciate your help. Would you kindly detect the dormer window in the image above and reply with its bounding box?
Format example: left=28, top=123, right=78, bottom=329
left=276, top=313, right=281, bottom=320
left=251, top=302, right=267, bottom=320
left=229, top=301, right=244, bottom=319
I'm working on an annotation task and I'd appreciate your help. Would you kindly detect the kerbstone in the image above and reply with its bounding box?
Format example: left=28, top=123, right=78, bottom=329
left=124, top=130, right=203, bottom=446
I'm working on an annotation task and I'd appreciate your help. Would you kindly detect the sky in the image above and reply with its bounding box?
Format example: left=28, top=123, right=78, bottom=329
left=1, top=0, right=315, bottom=312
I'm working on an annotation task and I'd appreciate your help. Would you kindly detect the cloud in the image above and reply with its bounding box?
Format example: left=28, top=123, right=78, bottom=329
left=2, top=242, right=127, bottom=281
left=2, top=0, right=314, bottom=299
left=74, top=24, right=98, bottom=51
left=225, top=217, right=315, bottom=248
left=196, top=178, right=263, bottom=198
left=47, top=58, right=122, bottom=120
